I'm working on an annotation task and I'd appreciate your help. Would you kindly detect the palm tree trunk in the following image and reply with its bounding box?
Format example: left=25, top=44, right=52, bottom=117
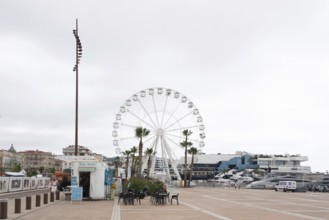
left=138, top=140, right=143, bottom=178
left=125, top=156, right=129, bottom=179
left=189, top=154, right=194, bottom=185
left=147, top=156, right=151, bottom=178
left=184, top=145, right=187, bottom=187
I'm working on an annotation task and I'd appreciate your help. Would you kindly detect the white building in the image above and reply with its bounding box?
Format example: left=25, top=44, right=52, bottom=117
left=257, top=154, right=311, bottom=174
left=56, top=155, right=108, bottom=199
left=71, top=159, right=108, bottom=199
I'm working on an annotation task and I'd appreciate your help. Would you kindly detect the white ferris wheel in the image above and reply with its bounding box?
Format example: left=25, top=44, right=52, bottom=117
left=112, top=87, right=205, bottom=181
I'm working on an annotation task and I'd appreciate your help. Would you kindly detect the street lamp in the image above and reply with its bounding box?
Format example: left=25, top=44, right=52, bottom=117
left=73, top=19, right=83, bottom=156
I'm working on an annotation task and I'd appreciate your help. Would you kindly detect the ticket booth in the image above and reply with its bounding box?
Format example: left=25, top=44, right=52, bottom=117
left=71, top=160, right=107, bottom=200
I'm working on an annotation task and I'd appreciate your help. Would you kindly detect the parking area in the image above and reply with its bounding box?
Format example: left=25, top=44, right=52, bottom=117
left=119, top=187, right=329, bottom=220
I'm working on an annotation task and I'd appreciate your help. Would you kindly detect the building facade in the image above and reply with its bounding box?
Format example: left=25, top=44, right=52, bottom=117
left=181, top=152, right=311, bottom=180
left=257, top=153, right=311, bottom=174
left=18, top=150, right=62, bottom=172
left=0, top=145, right=23, bottom=176
left=63, top=145, right=92, bottom=156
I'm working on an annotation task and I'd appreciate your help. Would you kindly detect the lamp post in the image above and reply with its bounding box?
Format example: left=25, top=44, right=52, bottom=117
left=73, top=19, right=83, bottom=156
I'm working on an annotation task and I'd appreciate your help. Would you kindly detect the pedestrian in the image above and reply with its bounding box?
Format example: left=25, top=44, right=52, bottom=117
left=51, top=178, right=58, bottom=192
left=111, top=182, right=116, bottom=200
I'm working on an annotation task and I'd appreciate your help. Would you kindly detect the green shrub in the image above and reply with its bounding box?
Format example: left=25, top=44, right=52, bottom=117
left=125, top=178, right=165, bottom=195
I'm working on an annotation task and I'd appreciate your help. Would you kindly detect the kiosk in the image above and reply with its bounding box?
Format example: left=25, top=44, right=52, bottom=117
left=71, top=159, right=108, bottom=200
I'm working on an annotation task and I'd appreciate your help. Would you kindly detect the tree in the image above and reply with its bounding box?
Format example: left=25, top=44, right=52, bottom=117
left=144, top=147, right=155, bottom=179
left=180, top=129, right=193, bottom=187
left=188, top=147, right=198, bottom=186
left=114, top=156, right=120, bottom=178
left=135, top=127, right=150, bottom=178
left=47, top=167, right=56, bottom=175
left=39, top=166, right=45, bottom=174
left=26, top=167, right=38, bottom=177
left=10, top=163, right=21, bottom=172
left=130, top=146, right=138, bottom=177
left=122, top=150, right=131, bottom=179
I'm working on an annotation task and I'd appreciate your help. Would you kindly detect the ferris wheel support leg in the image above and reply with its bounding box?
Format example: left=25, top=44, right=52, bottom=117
left=160, top=137, right=171, bottom=182
left=150, top=136, right=159, bottom=175
left=163, top=138, right=182, bottom=181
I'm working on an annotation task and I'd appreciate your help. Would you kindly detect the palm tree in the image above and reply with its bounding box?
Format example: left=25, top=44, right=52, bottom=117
left=114, top=156, right=120, bottom=178
left=188, top=147, right=198, bottom=186
left=135, top=127, right=150, bottom=178
left=122, top=150, right=131, bottom=179
left=130, top=146, right=138, bottom=177
left=180, top=129, right=193, bottom=187
left=144, top=147, right=155, bottom=179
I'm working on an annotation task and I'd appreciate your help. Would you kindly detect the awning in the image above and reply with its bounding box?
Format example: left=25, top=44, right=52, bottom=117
left=78, top=167, right=96, bottom=172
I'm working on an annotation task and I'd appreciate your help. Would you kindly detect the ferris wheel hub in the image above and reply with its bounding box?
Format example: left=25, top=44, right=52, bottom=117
left=156, top=128, right=165, bottom=136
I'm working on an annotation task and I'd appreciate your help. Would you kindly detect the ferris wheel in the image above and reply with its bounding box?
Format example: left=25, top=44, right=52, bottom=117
left=112, top=87, right=205, bottom=181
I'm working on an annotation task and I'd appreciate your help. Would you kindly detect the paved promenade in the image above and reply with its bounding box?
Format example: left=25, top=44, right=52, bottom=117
left=5, top=188, right=329, bottom=220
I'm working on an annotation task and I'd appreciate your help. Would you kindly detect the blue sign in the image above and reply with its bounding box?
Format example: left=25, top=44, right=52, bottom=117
left=104, top=169, right=114, bottom=186
left=71, top=176, right=78, bottom=186
left=104, top=169, right=109, bottom=185
left=109, top=169, right=114, bottom=186
left=71, top=187, right=83, bottom=201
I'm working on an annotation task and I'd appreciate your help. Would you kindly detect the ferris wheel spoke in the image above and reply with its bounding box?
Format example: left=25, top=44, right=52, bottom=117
left=137, top=99, right=158, bottom=129
left=152, top=95, right=160, bottom=127
left=121, top=123, right=145, bottom=129
left=160, top=95, right=169, bottom=127
left=163, top=135, right=181, bottom=149
left=164, top=133, right=183, bottom=140
left=164, top=136, right=181, bottom=163
left=127, top=109, right=156, bottom=130
left=119, top=136, right=136, bottom=141
left=165, top=133, right=199, bottom=143
left=149, top=135, right=157, bottom=153
left=166, top=125, right=199, bottom=133
left=143, top=134, right=157, bottom=144
left=162, top=101, right=181, bottom=128
left=144, top=136, right=157, bottom=152
left=163, top=137, right=179, bottom=162
left=164, top=111, right=193, bottom=130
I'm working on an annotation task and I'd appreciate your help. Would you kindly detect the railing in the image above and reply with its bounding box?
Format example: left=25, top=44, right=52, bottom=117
left=0, top=177, right=50, bottom=194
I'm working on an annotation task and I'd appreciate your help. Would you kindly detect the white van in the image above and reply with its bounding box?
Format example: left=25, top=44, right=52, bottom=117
left=275, top=181, right=297, bottom=192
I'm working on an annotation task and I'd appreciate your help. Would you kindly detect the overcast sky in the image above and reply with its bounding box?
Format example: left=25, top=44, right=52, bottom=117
left=0, top=1, right=328, bottom=172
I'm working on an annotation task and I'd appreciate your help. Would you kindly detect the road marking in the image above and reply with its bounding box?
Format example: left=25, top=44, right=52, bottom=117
left=204, top=195, right=327, bottom=220
left=284, top=210, right=329, bottom=213
left=289, top=197, right=329, bottom=204
left=111, top=199, right=120, bottom=220
left=180, top=201, right=232, bottom=220
left=121, top=208, right=195, bottom=211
